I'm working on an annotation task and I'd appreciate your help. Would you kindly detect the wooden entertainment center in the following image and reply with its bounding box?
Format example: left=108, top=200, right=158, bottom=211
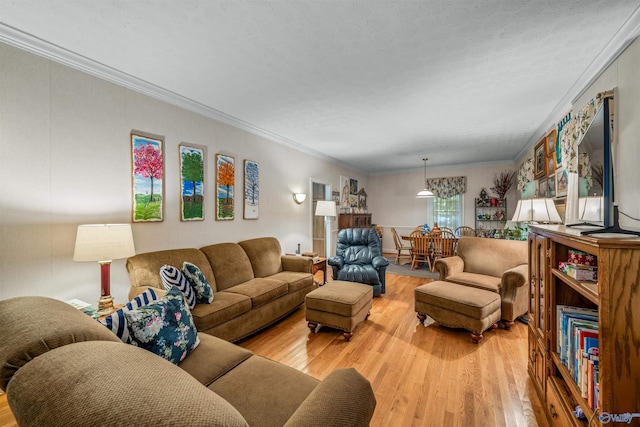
left=527, top=225, right=640, bottom=426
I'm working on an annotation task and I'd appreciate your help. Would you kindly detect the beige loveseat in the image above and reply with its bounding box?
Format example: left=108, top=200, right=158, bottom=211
left=0, top=296, right=376, bottom=426
left=433, top=236, right=528, bottom=327
left=126, top=237, right=314, bottom=342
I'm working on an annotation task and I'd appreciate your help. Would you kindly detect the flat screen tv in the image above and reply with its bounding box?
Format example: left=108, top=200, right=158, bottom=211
left=575, top=96, right=640, bottom=236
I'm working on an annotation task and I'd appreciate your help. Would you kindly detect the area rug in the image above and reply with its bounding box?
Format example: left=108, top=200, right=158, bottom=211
left=385, top=262, right=440, bottom=279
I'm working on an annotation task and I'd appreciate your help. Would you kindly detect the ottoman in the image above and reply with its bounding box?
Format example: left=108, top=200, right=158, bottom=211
left=305, top=281, right=373, bottom=341
left=414, top=281, right=501, bottom=343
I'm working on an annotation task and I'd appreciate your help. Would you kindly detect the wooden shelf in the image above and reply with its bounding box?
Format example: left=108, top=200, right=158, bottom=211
left=551, top=268, right=599, bottom=305
left=550, top=352, right=599, bottom=426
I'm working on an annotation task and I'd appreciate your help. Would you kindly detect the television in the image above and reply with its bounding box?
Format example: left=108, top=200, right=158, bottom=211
left=574, top=96, right=640, bottom=236
left=573, top=100, right=610, bottom=226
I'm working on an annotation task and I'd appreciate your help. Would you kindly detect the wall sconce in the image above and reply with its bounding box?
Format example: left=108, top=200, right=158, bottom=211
left=292, top=193, right=307, bottom=204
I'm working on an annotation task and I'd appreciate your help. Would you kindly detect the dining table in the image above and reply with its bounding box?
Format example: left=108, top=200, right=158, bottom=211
left=402, top=232, right=458, bottom=271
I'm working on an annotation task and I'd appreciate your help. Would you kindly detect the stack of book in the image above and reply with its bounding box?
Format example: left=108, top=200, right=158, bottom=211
left=559, top=249, right=598, bottom=282
left=557, top=305, right=599, bottom=410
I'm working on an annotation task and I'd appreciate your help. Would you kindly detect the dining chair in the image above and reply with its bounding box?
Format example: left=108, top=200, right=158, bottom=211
left=430, top=234, right=457, bottom=270
left=391, top=227, right=412, bottom=264
left=409, top=230, right=434, bottom=271
left=455, top=226, right=476, bottom=237
left=440, top=227, right=455, bottom=236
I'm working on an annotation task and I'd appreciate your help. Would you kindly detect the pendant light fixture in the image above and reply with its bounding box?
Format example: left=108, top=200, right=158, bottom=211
left=416, top=157, right=435, bottom=198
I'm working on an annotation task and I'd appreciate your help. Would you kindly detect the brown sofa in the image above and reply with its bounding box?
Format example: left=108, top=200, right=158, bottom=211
left=0, top=296, right=376, bottom=426
left=126, top=237, right=315, bottom=342
left=433, top=236, right=528, bottom=327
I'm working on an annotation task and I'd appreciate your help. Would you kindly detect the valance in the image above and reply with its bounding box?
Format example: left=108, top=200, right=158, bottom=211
left=426, top=176, right=466, bottom=198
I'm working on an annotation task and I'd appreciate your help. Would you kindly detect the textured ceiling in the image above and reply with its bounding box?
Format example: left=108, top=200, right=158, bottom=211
left=1, top=1, right=639, bottom=173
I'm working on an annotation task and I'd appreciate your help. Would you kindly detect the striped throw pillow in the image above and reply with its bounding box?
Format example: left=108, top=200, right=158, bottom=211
left=159, top=264, right=196, bottom=309
left=98, top=287, right=160, bottom=343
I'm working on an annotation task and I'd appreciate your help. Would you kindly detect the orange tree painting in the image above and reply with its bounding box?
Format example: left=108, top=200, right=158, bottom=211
left=180, top=144, right=204, bottom=221
left=131, top=132, right=164, bottom=222
left=216, top=154, right=234, bottom=220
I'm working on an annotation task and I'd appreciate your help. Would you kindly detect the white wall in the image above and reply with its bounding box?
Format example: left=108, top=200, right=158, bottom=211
left=368, top=163, right=517, bottom=252
left=0, top=42, right=367, bottom=304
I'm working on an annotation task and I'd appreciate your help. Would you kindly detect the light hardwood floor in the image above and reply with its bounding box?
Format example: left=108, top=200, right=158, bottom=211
left=0, top=272, right=548, bottom=427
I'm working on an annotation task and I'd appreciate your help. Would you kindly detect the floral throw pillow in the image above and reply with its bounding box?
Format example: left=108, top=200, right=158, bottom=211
left=159, top=264, right=196, bottom=309
left=182, top=262, right=214, bottom=304
left=125, top=286, right=200, bottom=365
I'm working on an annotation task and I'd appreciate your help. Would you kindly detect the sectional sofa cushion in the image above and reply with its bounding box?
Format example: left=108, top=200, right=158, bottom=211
left=200, top=243, right=255, bottom=291
left=6, top=340, right=249, bottom=427
left=0, top=296, right=121, bottom=391
left=222, top=278, right=288, bottom=308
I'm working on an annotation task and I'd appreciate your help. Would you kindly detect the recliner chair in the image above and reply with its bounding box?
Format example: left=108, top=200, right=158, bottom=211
left=328, top=228, right=389, bottom=296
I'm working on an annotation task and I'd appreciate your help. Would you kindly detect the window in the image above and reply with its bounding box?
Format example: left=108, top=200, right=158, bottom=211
left=431, top=194, right=462, bottom=230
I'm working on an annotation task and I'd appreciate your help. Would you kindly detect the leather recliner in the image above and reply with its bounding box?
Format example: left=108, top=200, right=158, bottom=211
left=328, top=228, right=389, bottom=296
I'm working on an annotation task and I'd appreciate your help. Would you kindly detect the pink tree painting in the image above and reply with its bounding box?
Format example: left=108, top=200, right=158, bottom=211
left=131, top=133, right=164, bottom=222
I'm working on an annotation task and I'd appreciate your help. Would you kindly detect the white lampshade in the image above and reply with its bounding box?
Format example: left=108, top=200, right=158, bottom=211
left=315, top=200, right=337, bottom=217
left=578, top=196, right=603, bottom=222
left=512, top=198, right=562, bottom=224
left=73, top=224, right=136, bottom=262
left=416, top=188, right=435, bottom=198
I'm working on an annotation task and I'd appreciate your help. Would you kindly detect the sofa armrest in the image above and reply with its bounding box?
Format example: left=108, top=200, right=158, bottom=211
left=283, top=368, right=376, bottom=427
left=281, top=255, right=312, bottom=273
left=433, top=256, right=464, bottom=280
left=500, top=263, right=529, bottom=322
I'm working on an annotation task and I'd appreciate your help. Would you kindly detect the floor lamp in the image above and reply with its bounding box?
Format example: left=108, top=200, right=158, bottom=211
left=315, top=200, right=337, bottom=259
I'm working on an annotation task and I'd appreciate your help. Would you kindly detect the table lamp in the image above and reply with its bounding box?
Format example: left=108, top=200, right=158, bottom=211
left=511, top=198, right=562, bottom=224
left=73, top=224, right=136, bottom=314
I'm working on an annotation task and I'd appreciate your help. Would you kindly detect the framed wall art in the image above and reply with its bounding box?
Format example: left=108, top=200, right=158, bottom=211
left=539, top=177, right=548, bottom=198
left=243, top=159, right=259, bottom=219
left=555, top=168, right=568, bottom=197
left=179, top=144, right=205, bottom=221
left=216, top=154, right=235, bottom=220
left=131, top=131, right=164, bottom=222
left=547, top=174, right=556, bottom=197
left=546, top=154, right=555, bottom=176
left=534, top=138, right=546, bottom=179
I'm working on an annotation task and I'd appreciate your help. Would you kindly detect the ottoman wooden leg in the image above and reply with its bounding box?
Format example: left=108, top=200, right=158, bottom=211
left=308, top=321, right=318, bottom=333
left=343, top=331, right=353, bottom=341
left=503, top=320, right=514, bottom=330
left=365, top=311, right=371, bottom=320
left=470, top=332, right=484, bottom=344
left=416, top=312, right=427, bottom=325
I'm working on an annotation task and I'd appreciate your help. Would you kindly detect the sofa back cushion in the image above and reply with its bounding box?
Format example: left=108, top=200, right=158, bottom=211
left=126, top=248, right=217, bottom=292
left=456, top=237, right=527, bottom=278
left=200, top=243, right=254, bottom=291
left=238, top=237, right=283, bottom=278
left=7, top=341, right=249, bottom=427
left=0, top=296, right=121, bottom=391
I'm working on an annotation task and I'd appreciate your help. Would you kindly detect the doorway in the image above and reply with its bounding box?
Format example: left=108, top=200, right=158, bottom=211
left=311, top=180, right=331, bottom=259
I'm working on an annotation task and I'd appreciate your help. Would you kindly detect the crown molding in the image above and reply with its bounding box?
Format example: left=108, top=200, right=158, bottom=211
left=514, top=5, right=640, bottom=164
left=0, top=23, right=364, bottom=173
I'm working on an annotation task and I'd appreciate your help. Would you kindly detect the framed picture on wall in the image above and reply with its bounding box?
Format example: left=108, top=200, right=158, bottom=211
left=131, top=131, right=164, bottom=222
left=546, top=155, right=555, bottom=175
left=534, top=139, right=546, bottom=179
left=547, top=174, right=556, bottom=197
left=534, top=179, right=540, bottom=197
left=179, top=143, right=205, bottom=221
left=555, top=168, right=568, bottom=197
left=216, top=154, right=235, bottom=220
left=243, top=160, right=259, bottom=220
left=539, top=178, right=548, bottom=197
left=546, top=130, right=557, bottom=155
